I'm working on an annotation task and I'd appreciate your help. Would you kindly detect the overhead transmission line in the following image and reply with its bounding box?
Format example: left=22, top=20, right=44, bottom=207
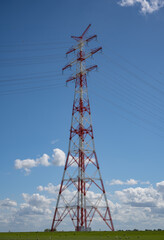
left=100, top=65, right=164, bottom=112
left=0, top=82, right=65, bottom=96
left=1, top=39, right=164, bottom=139
left=90, top=88, right=164, bottom=139
left=103, top=54, right=164, bottom=96
left=103, top=45, right=164, bottom=87
left=97, top=70, right=164, bottom=121
left=94, top=75, right=164, bottom=131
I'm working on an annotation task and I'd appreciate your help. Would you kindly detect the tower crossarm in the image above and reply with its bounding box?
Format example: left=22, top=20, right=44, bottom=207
left=66, top=47, right=77, bottom=55
left=66, top=34, right=97, bottom=56
left=66, top=65, right=97, bottom=84
left=62, top=47, right=101, bottom=73
left=85, top=35, right=97, bottom=43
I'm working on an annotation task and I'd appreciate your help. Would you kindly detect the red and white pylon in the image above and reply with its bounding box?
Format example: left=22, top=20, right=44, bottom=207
left=51, top=24, right=114, bottom=232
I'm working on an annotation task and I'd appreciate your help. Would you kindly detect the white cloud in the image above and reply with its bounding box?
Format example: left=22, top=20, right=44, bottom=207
left=14, top=158, right=37, bottom=174
left=156, top=181, right=164, bottom=198
left=118, top=0, right=164, bottom=14
left=126, top=179, right=138, bottom=185
left=115, top=186, right=159, bottom=207
left=0, top=198, right=17, bottom=208
left=14, top=148, right=67, bottom=174
left=111, top=183, right=164, bottom=230
left=109, top=178, right=138, bottom=186
left=140, top=181, right=150, bottom=185
left=109, top=179, right=124, bottom=185
left=52, top=148, right=66, bottom=166
left=22, top=193, right=52, bottom=207
left=14, top=154, right=51, bottom=174
left=13, top=193, right=53, bottom=232
left=18, top=203, right=45, bottom=216
left=37, top=183, right=60, bottom=194
left=37, top=185, right=44, bottom=192
left=36, top=154, right=50, bottom=166
left=1, top=180, right=164, bottom=231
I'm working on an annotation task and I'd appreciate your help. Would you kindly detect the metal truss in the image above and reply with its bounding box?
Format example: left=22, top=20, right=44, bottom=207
left=51, top=24, right=114, bottom=232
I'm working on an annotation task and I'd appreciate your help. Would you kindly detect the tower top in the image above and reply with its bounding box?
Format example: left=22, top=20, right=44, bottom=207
left=71, top=24, right=91, bottom=41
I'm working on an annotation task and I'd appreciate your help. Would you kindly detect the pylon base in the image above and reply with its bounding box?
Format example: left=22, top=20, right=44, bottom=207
left=75, top=226, right=92, bottom=232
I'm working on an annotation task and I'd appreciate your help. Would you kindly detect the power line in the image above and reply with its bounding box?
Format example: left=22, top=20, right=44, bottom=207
left=0, top=76, right=62, bottom=88
left=103, top=45, right=164, bottom=87
left=97, top=70, right=164, bottom=120
left=93, top=80, right=164, bottom=132
left=90, top=88, right=164, bottom=139
left=0, top=82, right=65, bottom=96
left=103, top=54, right=164, bottom=96
left=0, top=40, right=72, bottom=48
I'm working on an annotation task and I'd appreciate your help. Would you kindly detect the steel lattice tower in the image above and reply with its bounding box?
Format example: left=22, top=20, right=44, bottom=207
left=51, top=24, right=114, bottom=232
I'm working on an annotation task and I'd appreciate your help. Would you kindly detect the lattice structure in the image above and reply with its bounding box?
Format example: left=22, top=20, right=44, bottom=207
left=51, top=24, right=114, bottom=232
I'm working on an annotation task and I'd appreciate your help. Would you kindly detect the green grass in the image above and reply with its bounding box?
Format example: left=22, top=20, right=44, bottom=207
left=0, top=231, right=163, bottom=240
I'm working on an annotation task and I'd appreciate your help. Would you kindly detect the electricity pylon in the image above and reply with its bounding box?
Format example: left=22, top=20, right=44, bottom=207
left=51, top=24, right=114, bottom=232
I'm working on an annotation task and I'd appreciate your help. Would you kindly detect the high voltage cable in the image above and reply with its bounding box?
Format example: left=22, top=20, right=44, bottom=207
left=0, top=75, right=62, bottom=87
left=0, top=46, right=71, bottom=54
left=0, top=82, right=65, bottom=96
left=95, top=74, right=164, bottom=128
left=93, top=80, right=164, bottom=132
left=101, top=64, right=164, bottom=104
left=97, top=72, right=164, bottom=122
left=101, top=56, right=164, bottom=107
left=103, top=54, right=164, bottom=96
left=90, top=89, right=164, bottom=139
left=1, top=37, right=163, bottom=139
left=97, top=70, right=164, bottom=119
left=0, top=58, right=64, bottom=68
left=0, top=70, right=62, bottom=82
left=0, top=41, right=72, bottom=48
left=0, top=73, right=62, bottom=84
left=0, top=41, right=72, bottom=54
left=103, top=45, right=164, bottom=87
left=0, top=54, right=64, bottom=63
left=91, top=89, right=164, bottom=139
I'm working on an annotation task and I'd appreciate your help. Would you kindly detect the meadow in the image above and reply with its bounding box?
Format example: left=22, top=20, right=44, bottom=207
left=0, top=231, right=164, bottom=240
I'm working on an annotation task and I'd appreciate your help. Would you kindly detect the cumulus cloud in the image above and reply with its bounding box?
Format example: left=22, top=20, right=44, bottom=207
left=109, top=179, right=124, bottom=185
left=14, top=154, right=50, bottom=174
left=156, top=181, right=164, bottom=198
left=37, top=154, right=50, bottom=167
left=0, top=198, right=17, bottom=208
left=109, top=178, right=138, bottom=186
left=18, top=203, right=45, bottom=216
left=15, top=158, right=37, bottom=174
left=14, top=148, right=66, bottom=174
left=52, top=148, right=66, bottom=166
left=14, top=193, right=54, bottom=222
left=140, top=181, right=150, bottom=185
left=118, top=0, right=164, bottom=14
left=22, top=193, right=52, bottom=207
left=37, top=183, right=60, bottom=194
left=111, top=182, right=164, bottom=230
left=1, top=180, right=164, bottom=231
left=115, top=186, right=160, bottom=207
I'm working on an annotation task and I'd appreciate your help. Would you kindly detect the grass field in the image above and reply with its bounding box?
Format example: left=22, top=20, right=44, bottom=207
left=0, top=231, right=164, bottom=240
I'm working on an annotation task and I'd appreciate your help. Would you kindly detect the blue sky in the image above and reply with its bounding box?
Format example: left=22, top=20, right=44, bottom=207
left=0, top=0, right=164, bottom=232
